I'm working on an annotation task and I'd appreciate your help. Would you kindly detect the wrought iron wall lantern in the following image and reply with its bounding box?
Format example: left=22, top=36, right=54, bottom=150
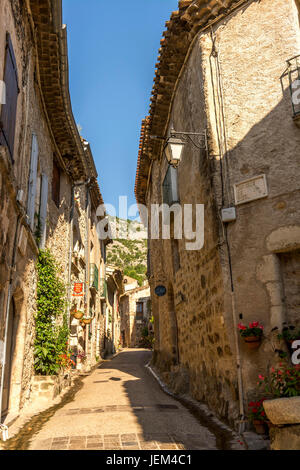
left=151, top=128, right=207, bottom=168
left=281, top=54, right=300, bottom=125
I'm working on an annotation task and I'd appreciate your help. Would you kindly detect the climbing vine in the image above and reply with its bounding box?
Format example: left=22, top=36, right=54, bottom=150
left=34, top=249, right=69, bottom=375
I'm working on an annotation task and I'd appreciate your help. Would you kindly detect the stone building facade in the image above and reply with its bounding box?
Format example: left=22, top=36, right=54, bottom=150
left=0, top=0, right=108, bottom=423
left=120, top=284, right=151, bottom=348
left=135, top=0, right=300, bottom=429
left=106, top=266, right=125, bottom=354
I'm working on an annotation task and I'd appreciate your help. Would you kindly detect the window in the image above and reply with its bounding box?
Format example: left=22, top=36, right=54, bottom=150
left=27, top=134, right=39, bottom=230
left=26, top=134, right=48, bottom=244
left=52, top=160, right=61, bottom=207
left=163, top=166, right=179, bottom=206
left=0, top=33, right=19, bottom=161
left=39, top=174, right=48, bottom=248
left=136, top=302, right=144, bottom=321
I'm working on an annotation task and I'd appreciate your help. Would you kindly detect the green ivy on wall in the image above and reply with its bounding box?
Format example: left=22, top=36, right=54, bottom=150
left=34, top=249, right=69, bottom=376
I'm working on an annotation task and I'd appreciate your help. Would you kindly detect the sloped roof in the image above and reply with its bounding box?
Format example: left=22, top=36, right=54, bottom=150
left=135, top=0, right=246, bottom=204
left=29, top=0, right=105, bottom=210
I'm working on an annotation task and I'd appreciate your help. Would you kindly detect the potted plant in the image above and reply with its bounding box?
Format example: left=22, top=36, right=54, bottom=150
left=248, top=399, right=268, bottom=434
left=238, top=321, right=264, bottom=349
left=77, top=351, right=87, bottom=363
left=278, top=325, right=300, bottom=352
left=71, top=309, right=84, bottom=320
left=82, top=316, right=92, bottom=325
left=258, top=364, right=300, bottom=398
left=76, top=351, right=87, bottom=371
left=257, top=364, right=300, bottom=427
left=57, top=349, right=75, bottom=371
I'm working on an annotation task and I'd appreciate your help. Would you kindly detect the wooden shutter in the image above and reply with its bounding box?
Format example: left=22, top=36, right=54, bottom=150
left=0, top=33, right=19, bottom=162
left=27, top=134, right=39, bottom=230
left=39, top=173, right=48, bottom=249
left=52, top=161, right=60, bottom=207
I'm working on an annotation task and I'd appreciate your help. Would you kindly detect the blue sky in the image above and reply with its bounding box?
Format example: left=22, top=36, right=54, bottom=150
left=63, top=0, right=178, bottom=216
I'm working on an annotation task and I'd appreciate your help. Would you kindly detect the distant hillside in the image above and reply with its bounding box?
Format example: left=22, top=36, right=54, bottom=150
left=106, top=217, right=148, bottom=286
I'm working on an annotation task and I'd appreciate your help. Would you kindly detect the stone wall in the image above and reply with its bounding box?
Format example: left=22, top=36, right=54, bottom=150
left=0, top=0, right=58, bottom=414
left=120, top=286, right=151, bottom=348
left=203, top=0, right=300, bottom=406
left=30, top=372, right=72, bottom=404
left=147, top=0, right=300, bottom=427
left=0, top=0, right=107, bottom=419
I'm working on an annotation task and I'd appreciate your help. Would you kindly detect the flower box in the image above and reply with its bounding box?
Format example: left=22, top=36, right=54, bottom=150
left=238, top=321, right=264, bottom=350
left=244, top=336, right=262, bottom=350
left=71, top=310, right=84, bottom=320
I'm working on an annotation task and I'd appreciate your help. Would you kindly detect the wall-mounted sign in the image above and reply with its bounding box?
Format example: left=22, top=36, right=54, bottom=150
left=72, top=282, right=84, bottom=297
left=234, top=174, right=268, bottom=205
left=155, top=285, right=167, bottom=297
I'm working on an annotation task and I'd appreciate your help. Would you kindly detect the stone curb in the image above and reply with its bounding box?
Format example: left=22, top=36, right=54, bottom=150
left=146, top=363, right=255, bottom=450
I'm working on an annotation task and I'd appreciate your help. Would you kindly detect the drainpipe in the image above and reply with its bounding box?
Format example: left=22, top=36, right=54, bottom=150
left=225, top=226, right=245, bottom=434
left=0, top=214, right=22, bottom=426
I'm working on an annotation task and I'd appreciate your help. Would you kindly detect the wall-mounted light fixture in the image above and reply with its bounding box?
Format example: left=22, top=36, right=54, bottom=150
left=281, top=54, right=300, bottom=126
left=151, top=128, right=207, bottom=168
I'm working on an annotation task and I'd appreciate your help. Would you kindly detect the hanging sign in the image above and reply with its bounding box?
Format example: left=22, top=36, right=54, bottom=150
left=72, top=282, right=84, bottom=297
left=155, top=285, right=167, bottom=297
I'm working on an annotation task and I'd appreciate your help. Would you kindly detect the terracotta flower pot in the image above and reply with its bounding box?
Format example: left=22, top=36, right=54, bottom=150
left=72, top=311, right=84, bottom=320
left=244, top=336, right=261, bottom=350
left=82, top=318, right=92, bottom=325
left=253, top=420, right=267, bottom=435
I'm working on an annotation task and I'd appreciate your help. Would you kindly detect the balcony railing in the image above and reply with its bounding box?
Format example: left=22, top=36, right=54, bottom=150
left=281, top=55, right=300, bottom=121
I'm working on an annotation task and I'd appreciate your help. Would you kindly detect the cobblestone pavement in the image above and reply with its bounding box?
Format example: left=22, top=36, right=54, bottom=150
left=28, top=350, right=218, bottom=450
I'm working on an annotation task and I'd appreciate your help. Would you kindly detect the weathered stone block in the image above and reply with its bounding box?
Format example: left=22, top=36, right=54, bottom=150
left=269, top=425, right=300, bottom=451
left=266, top=226, right=300, bottom=253
left=264, top=397, right=300, bottom=425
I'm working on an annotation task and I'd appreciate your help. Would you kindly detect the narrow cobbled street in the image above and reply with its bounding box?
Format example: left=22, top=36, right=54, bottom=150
left=19, top=350, right=222, bottom=451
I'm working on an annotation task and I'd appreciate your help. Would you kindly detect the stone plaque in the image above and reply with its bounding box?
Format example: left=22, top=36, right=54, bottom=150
left=234, top=174, right=268, bottom=205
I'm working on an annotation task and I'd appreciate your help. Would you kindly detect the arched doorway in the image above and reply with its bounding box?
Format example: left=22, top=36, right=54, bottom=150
left=1, top=297, right=16, bottom=417
left=168, top=285, right=179, bottom=365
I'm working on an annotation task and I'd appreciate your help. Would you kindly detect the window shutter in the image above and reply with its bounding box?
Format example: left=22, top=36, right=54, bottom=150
left=27, top=134, right=39, bottom=230
left=0, top=33, right=19, bottom=162
left=52, top=161, right=60, bottom=207
left=39, top=173, right=48, bottom=249
left=163, top=167, right=179, bottom=205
